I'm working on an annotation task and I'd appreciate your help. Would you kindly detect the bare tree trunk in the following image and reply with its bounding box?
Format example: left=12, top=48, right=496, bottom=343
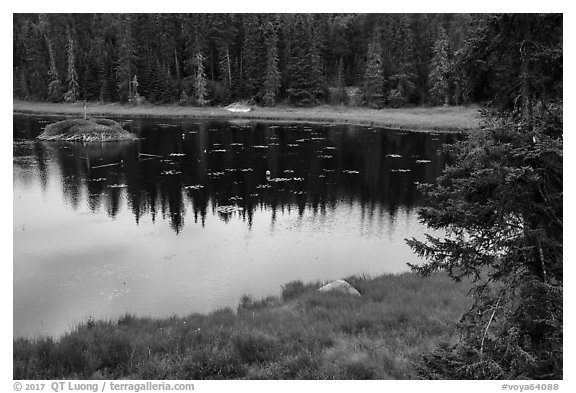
left=226, top=47, right=232, bottom=83
left=520, top=18, right=533, bottom=127
left=174, top=48, right=181, bottom=80
left=520, top=41, right=532, bottom=125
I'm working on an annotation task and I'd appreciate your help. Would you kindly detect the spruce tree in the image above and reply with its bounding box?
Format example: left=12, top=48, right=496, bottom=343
left=193, top=51, right=209, bottom=106
left=408, top=14, right=563, bottom=379
left=408, top=112, right=562, bottom=379
left=262, top=20, right=281, bottom=106
left=38, top=14, right=62, bottom=102
left=46, top=41, right=62, bottom=102
left=116, top=15, right=137, bottom=102
left=286, top=15, right=310, bottom=104
left=332, top=56, right=347, bottom=104
left=428, top=27, right=451, bottom=106
left=286, top=15, right=325, bottom=106
left=387, top=15, right=417, bottom=106
left=15, top=16, right=48, bottom=100
left=64, top=27, right=80, bottom=102
left=82, top=48, right=101, bottom=101
left=410, top=14, right=435, bottom=104
left=242, top=14, right=265, bottom=100
left=309, top=19, right=326, bottom=104
left=362, top=35, right=385, bottom=108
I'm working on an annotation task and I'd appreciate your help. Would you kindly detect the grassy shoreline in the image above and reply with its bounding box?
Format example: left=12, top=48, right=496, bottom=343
left=14, top=272, right=472, bottom=380
left=13, top=100, right=481, bottom=132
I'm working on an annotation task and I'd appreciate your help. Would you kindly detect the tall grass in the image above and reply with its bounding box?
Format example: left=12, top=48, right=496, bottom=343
left=14, top=272, right=472, bottom=380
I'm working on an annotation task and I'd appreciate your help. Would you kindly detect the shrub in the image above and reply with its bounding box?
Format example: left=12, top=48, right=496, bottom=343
left=328, top=87, right=348, bottom=105
left=281, top=281, right=306, bottom=301
left=387, top=89, right=406, bottom=108
left=346, top=87, right=363, bottom=107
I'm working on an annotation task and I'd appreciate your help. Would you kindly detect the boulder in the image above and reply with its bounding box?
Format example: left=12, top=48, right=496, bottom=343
left=225, top=102, right=252, bottom=113
left=37, top=118, right=137, bottom=142
left=318, top=280, right=361, bottom=296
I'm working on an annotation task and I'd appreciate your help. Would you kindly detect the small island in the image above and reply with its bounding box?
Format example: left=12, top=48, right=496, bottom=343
left=37, top=118, right=137, bottom=142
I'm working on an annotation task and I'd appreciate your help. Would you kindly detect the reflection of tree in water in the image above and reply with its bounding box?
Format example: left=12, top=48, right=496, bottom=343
left=14, top=116, right=455, bottom=234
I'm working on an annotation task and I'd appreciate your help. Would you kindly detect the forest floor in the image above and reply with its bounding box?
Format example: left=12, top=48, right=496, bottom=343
left=14, top=272, right=473, bottom=380
left=13, top=100, right=482, bottom=132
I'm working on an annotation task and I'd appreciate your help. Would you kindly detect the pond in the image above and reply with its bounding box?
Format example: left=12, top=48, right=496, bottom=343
left=13, top=114, right=455, bottom=338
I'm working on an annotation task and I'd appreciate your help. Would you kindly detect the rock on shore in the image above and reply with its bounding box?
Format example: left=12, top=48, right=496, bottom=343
left=318, top=280, right=361, bottom=296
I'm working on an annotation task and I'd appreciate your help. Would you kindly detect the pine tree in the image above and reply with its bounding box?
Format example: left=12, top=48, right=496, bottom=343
left=428, top=27, right=451, bottom=106
left=262, top=20, right=281, bottom=106
left=64, top=27, right=80, bottom=102
left=362, top=35, right=385, bottom=108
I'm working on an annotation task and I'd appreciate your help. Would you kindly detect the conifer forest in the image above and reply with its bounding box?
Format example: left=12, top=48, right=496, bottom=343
left=13, top=13, right=559, bottom=109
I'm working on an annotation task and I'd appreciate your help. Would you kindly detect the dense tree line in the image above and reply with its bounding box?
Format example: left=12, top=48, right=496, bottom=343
left=14, top=13, right=477, bottom=107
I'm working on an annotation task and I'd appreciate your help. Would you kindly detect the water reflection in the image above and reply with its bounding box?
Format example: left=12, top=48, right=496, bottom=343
left=13, top=115, right=455, bottom=337
left=14, top=116, right=451, bottom=233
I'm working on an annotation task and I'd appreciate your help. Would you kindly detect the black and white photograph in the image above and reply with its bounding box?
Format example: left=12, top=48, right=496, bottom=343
left=11, top=6, right=564, bottom=386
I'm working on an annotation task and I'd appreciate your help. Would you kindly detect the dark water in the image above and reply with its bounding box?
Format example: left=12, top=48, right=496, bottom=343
left=13, top=114, right=454, bottom=338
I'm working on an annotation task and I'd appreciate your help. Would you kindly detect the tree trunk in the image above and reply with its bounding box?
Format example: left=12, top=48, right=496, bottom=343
left=226, top=47, right=232, bottom=83
left=174, top=48, right=181, bottom=80
left=520, top=18, right=533, bottom=127
left=520, top=42, right=532, bottom=125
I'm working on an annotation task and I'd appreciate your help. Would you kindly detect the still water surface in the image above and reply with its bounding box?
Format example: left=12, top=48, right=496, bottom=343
left=13, top=115, right=453, bottom=337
